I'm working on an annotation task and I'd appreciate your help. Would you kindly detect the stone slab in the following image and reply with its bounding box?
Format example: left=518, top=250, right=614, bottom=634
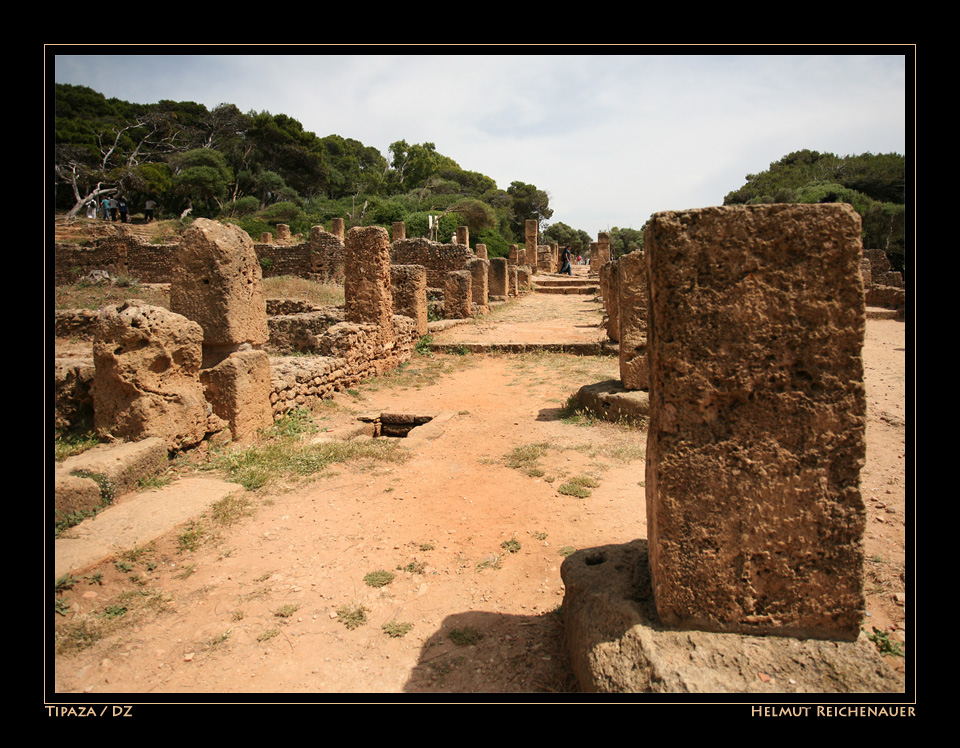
left=560, top=540, right=903, bottom=694
left=54, top=477, right=244, bottom=579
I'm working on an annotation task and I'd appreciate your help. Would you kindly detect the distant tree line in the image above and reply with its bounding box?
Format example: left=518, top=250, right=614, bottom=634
left=723, top=149, right=907, bottom=273
left=52, top=83, right=562, bottom=257
left=53, top=86, right=907, bottom=273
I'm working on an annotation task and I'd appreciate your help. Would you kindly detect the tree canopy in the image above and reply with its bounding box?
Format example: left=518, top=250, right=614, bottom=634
left=53, top=83, right=571, bottom=250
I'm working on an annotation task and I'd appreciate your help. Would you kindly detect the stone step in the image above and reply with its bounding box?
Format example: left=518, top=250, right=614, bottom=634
left=54, top=476, right=244, bottom=579
left=533, top=284, right=600, bottom=295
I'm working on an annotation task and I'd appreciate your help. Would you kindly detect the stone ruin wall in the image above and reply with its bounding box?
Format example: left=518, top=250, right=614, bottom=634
left=389, top=238, right=476, bottom=290
left=53, top=221, right=421, bottom=436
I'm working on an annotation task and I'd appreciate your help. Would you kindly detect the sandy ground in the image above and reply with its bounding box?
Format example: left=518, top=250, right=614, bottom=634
left=50, top=286, right=909, bottom=702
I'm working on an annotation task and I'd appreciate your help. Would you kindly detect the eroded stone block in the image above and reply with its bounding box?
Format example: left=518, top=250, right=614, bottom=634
left=645, top=204, right=867, bottom=641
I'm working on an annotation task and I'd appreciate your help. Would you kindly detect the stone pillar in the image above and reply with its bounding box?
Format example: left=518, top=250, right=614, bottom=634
left=600, top=259, right=620, bottom=342
left=645, top=204, right=867, bottom=641
left=331, top=217, right=345, bottom=241
left=618, top=251, right=647, bottom=389
left=489, top=257, right=509, bottom=297
left=261, top=232, right=273, bottom=244
left=508, top=244, right=519, bottom=265
left=392, top=222, right=406, bottom=242
left=345, top=226, right=394, bottom=342
left=92, top=302, right=208, bottom=450
left=475, top=243, right=488, bottom=260
left=171, top=218, right=269, bottom=364
left=588, top=242, right=599, bottom=274
left=444, top=270, right=472, bottom=319
left=525, top=220, right=538, bottom=275
left=509, top=266, right=519, bottom=297
left=276, top=224, right=291, bottom=243
left=456, top=225, right=469, bottom=247
left=170, top=218, right=272, bottom=442
left=598, top=232, right=611, bottom=266
left=391, top=265, right=428, bottom=336
left=467, top=257, right=490, bottom=310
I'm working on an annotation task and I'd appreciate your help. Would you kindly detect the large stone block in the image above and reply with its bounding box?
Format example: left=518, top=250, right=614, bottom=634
left=345, top=226, right=394, bottom=340
left=644, top=204, right=867, bottom=641
left=618, top=251, right=648, bottom=390
left=170, top=218, right=268, bottom=348
left=489, top=257, right=508, bottom=297
left=200, top=349, right=273, bottom=443
left=92, top=301, right=208, bottom=450
left=391, top=265, right=428, bottom=336
left=444, top=270, right=472, bottom=319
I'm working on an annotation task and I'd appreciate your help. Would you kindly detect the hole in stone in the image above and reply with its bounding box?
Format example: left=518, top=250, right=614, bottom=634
left=367, top=413, right=434, bottom=439
left=585, top=551, right=607, bottom=566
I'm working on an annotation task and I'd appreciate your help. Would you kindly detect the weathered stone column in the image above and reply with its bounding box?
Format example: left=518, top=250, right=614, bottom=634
left=392, top=222, right=406, bottom=242
left=345, top=226, right=394, bottom=343
left=600, top=259, right=620, bottom=342
left=489, top=257, right=509, bottom=297
left=598, top=232, right=611, bottom=266
left=391, top=265, right=428, bottom=336
left=171, top=219, right=269, bottom=364
left=466, top=257, right=490, bottom=311
left=475, top=243, right=488, bottom=260
left=331, top=218, right=345, bottom=241
left=508, top=244, right=519, bottom=266
left=525, top=220, right=538, bottom=275
left=444, top=270, right=472, bottom=319
left=644, top=204, right=867, bottom=641
left=618, top=251, right=647, bottom=389
left=169, top=218, right=272, bottom=442
left=92, top=302, right=208, bottom=450
left=456, top=226, right=469, bottom=247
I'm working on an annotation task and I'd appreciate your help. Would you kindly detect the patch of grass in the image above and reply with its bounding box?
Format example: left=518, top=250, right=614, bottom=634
left=418, top=542, right=435, bottom=552
left=273, top=604, right=300, bottom=618
left=867, top=627, right=905, bottom=657
left=54, top=430, right=102, bottom=461
left=363, top=570, right=395, bottom=588
left=262, top=275, right=344, bottom=307
left=208, top=434, right=409, bottom=492
left=398, top=560, right=426, bottom=574
left=336, top=604, right=368, bottom=630
left=475, top=555, right=502, bottom=572
left=558, top=546, right=576, bottom=557
left=503, top=442, right=552, bottom=476
left=500, top=537, right=522, bottom=554
left=177, top=520, right=209, bottom=554
left=206, top=630, right=232, bottom=649
left=382, top=621, right=414, bottom=638
left=558, top=474, right=601, bottom=498
left=210, top=493, right=255, bottom=525
left=448, top=626, right=483, bottom=646
left=257, top=629, right=280, bottom=643
left=266, top=407, right=317, bottom=439
left=415, top=334, right=435, bottom=356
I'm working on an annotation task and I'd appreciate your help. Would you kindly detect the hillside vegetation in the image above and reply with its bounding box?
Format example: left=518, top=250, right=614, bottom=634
left=54, top=84, right=906, bottom=269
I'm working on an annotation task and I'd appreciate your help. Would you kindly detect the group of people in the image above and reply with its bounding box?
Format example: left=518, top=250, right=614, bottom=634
left=85, top=196, right=158, bottom=223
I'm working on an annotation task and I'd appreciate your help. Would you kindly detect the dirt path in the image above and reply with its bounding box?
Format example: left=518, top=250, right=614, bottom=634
left=51, top=290, right=908, bottom=697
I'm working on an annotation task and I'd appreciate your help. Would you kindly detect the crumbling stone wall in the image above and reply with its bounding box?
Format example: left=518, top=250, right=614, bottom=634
left=390, top=238, right=475, bottom=289
left=391, top=265, right=428, bottom=336
left=269, top=315, right=417, bottom=417
left=54, top=236, right=178, bottom=285
left=644, top=203, right=867, bottom=642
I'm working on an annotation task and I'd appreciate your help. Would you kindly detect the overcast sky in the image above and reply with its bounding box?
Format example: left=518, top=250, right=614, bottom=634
left=52, top=50, right=909, bottom=236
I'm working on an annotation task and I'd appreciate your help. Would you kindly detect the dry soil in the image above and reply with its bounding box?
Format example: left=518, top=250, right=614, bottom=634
left=50, top=263, right=909, bottom=701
